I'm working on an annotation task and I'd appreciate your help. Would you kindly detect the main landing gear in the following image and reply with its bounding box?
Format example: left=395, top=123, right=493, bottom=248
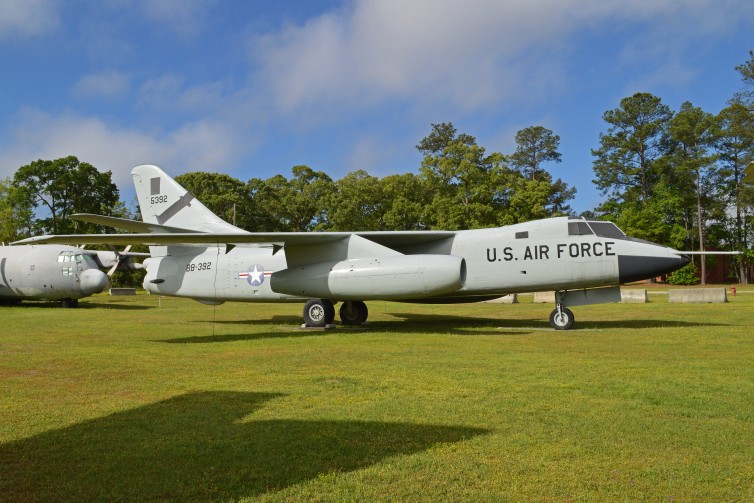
left=302, top=299, right=369, bottom=327
left=339, top=300, right=368, bottom=326
left=60, top=298, right=79, bottom=308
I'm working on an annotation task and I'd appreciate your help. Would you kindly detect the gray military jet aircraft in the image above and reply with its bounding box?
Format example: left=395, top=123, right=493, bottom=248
left=16, top=165, right=690, bottom=329
left=0, top=245, right=109, bottom=306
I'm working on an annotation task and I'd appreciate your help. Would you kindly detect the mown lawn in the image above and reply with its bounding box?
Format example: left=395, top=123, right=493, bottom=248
left=1, top=289, right=753, bottom=501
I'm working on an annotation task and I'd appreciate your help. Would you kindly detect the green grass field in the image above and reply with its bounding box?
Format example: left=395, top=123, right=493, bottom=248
left=2, top=289, right=753, bottom=502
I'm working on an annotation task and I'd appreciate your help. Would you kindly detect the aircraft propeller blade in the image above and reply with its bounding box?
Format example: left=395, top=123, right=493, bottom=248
left=106, top=245, right=136, bottom=276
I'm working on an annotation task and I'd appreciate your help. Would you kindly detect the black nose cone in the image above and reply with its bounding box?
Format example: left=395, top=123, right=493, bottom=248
left=618, top=254, right=691, bottom=284
left=680, top=254, right=691, bottom=267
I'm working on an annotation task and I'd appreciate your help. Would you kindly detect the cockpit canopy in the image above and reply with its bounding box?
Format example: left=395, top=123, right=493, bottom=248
left=568, top=218, right=627, bottom=239
left=57, top=251, right=98, bottom=268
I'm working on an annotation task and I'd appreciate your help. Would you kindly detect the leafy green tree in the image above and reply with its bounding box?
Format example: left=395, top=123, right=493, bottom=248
left=417, top=123, right=575, bottom=229
left=509, top=126, right=562, bottom=181
left=593, top=185, right=686, bottom=249
left=249, top=166, right=335, bottom=232
left=712, top=100, right=754, bottom=282
left=0, top=178, right=33, bottom=242
left=11, top=156, right=119, bottom=235
left=416, top=122, right=477, bottom=155
left=174, top=171, right=254, bottom=230
left=499, top=171, right=575, bottom=225
left=734, top=49, right=754, bottom=103
left=379, top=173, right=430, bottom=230
left=506, top=125, right=575, bottom=217
left=668, top=101, right=717, bottom=283
left=0, top=178, right=10, bottom=242
left=592, top=93, right=673, bottom=205
left=418, top=125, right=505, bottom=230
left=736, top=49, right=754, bottom=85
left=323, top=170, right=384, bottom=231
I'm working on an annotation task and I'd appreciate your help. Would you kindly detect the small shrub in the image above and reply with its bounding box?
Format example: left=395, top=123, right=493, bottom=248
left=667, top=262, right=699, bottom=285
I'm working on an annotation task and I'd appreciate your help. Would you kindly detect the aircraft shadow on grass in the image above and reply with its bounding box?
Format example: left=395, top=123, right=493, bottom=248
left=160, top=331, right=328, bottom=344
left=79, top=301, right=151, bottom=311
left=0, top=391, right=487, bottom=502
left=0, top=300, right=150, bottom=311
left=386, top=312, right=726, bottom=331
left=155, top=311, right=725, bottom=344
left=160, top=323, right=512, bottom=344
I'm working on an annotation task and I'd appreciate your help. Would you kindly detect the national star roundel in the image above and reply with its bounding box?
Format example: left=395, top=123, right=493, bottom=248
left=238, top=264, right=266, bottom=287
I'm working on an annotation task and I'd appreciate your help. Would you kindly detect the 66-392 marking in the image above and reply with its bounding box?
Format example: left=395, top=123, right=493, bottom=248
left=186, top=261, right=212, bottom=272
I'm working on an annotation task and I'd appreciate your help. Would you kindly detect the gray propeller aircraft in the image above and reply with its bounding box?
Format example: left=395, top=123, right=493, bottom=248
left=15, top=165, right=691, bottom=329
left=0, top=243, right=146, bottom=307
left=0, top=245, right=110, bottom=306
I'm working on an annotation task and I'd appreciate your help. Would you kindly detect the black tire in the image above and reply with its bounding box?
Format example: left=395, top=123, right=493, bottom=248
left=549, top=307, right=574, bottom=330
left=303, top=299, right=335, bottom=327
left=61, top=298, right=78, bottom=309
left=339, top=300, right=368, bottom=325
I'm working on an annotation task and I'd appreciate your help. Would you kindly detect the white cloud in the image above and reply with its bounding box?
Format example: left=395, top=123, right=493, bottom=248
left=0, top=110, right=244, bottom=190
left=72, top=71, right=130, bottom=99
left=250, top=0, right=754, bottom=116
left=138, top=0, right=216, bottom=38
left=346, top=135, right=403, bottom=174
left=138, top=74, right=228, bottom=115
left=0, top=0, right=60, bottom=37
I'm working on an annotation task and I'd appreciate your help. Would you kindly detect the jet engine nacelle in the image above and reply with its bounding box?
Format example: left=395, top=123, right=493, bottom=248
left=271, top=254, right=466, bottom=300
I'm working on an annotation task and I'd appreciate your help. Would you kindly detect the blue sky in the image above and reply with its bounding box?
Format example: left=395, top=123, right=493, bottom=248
left=1, top=0, right=753, bottom=214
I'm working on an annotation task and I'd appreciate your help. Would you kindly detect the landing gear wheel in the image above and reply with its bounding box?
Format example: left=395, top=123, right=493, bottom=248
left=303, top=299, right=335, bottom=327
left=549, top=307, right=574, bottom=330
left=61, top=298, right=78, bottom=308
left=339, top=301, right=368, bottom=325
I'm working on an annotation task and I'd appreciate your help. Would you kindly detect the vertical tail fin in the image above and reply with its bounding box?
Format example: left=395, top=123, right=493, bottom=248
left=131, top=165, right=244, bottom=234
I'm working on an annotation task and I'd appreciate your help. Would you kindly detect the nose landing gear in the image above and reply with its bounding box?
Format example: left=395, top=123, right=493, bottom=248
left=549, top=290, right=574, bottom=330
left=549, top=304, right=574, bottom=330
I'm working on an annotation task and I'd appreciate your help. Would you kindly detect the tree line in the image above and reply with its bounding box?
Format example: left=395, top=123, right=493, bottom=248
left=0, top=122, right=577, bottom=240
left=2, top=51, right=753, bottom=282
left=590, top=51, right=754, bottom=282
left=174, top=122, right=575, bottom=234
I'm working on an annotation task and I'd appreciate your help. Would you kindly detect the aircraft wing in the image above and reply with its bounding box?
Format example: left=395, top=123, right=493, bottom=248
left=70, top=213, right=199, bottom=234
left=13, top=230, right=456, bottom=248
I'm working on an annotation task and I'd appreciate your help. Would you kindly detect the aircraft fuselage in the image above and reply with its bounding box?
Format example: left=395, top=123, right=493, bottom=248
left=142, top=217, right=686, bottom=304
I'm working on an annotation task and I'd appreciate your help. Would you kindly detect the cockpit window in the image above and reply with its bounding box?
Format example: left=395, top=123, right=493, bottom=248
left=589, top=221, right=626, bottom=239
left=568, top=221, right=593, bottom=235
